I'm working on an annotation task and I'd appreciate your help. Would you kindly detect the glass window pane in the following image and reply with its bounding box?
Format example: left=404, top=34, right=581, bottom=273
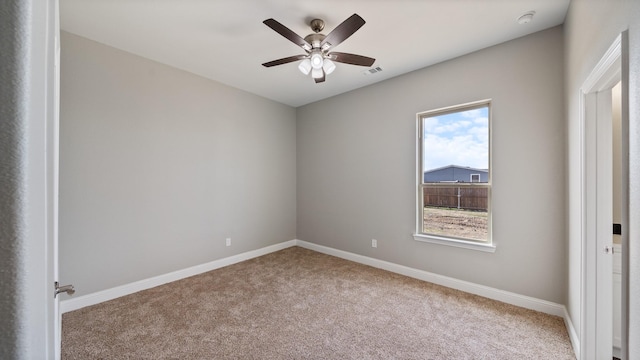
left=422, top=106, right=489, bottom=181
left=419, top=104, right=490, bottom=242
left=422, top=186, right=489, bottom=241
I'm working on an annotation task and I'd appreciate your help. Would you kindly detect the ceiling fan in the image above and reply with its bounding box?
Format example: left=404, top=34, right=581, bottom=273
left=262, top=13, right=375, bottom=83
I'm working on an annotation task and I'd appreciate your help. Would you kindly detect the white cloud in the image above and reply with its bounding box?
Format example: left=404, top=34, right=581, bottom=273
left=461, top=109, right=484, bottom=119
left=424, top=116, right=472, bottom=134
left=422, top=108, right=488, bottom=171
left=473, top=116, right=488, bottom=125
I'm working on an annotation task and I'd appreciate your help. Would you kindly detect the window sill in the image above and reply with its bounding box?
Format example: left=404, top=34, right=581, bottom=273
left=413, top=233, right=496, bottom=253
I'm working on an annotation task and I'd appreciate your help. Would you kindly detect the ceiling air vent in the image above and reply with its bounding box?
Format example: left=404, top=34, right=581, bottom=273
left=363, top=66, right=383, bottom=75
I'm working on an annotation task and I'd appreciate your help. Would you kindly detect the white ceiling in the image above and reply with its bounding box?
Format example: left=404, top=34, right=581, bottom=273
left=60, top=0, right=570, bottom=107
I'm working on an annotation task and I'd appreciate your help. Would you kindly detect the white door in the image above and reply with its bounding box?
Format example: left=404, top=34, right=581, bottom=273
left=595, top=88, right=614, bottom=359
left=48, top=0, right=65, bottom=358
left=583, top=88, right=615, bottom=360
left=611, top=81, right=624, bottom=358
left=53, top=2, right=61, bottom=357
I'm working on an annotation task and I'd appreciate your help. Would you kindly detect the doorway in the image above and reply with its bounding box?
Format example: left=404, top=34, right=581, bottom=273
left=580, top=32, right=629, bottom=360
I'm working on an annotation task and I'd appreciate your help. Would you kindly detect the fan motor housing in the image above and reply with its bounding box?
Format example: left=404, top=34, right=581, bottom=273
left=304, top=33, right=325, bottom=48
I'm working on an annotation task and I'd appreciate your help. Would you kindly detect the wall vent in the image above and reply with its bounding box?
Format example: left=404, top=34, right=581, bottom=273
left=363, top=66, right=383, bottom=75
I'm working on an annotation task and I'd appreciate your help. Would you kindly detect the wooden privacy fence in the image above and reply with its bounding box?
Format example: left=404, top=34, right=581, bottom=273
left=423, top=186, right=488, bottom=211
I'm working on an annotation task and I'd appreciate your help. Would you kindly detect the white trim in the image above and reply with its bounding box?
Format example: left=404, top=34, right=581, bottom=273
left=613, top=347, right=621, bottom=359
left=51, top=2, right=61, bottom=358
left=564, top=306, right=581, bottom=360
left=416, top=100, right=494, bottom=250
left=581, top=34, right=621, bottom=93
left=579, top=33, right=623, bottom=360
left=296, top=240, right=563, bottom=317
left=613, top=243, right=622, bottom=274
left=60, top=240, right=297, bottom=314
left=413, top=233, right=496, bottom=253
left=613, top=243, right=622, bottom=355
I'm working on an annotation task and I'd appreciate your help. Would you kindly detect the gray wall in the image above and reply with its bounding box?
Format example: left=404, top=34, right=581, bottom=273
left=59, top=32, right=297, bottom=296
left=297, top=27, right=566, bottom=303
left=564, top=1, right=640, bottom=357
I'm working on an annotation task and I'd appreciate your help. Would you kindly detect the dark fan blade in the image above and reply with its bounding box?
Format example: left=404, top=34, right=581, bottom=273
left=263, top=18, right=312, bottom=51
left=314, top=71, right=326, bottom=83
left=320, top=13, right=365, bottom=49
left=328, top=52, right=375, bottom=67
left=262, top=55, right=308, bottom=67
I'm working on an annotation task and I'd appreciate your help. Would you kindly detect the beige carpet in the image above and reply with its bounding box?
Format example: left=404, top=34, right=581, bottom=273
left=62, top=247, right=575, bottom=359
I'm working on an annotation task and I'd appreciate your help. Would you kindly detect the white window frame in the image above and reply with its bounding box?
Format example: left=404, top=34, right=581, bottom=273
left=470, top=174, right=481, bottom=182
left=413, top=100, right=495, bottom=252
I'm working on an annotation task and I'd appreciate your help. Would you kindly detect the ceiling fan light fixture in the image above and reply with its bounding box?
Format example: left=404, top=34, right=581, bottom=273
left=311, top=67, right=324, bottom=79
left=323, top=59, right=336, bottom=74
left=310, top=51, right=324, bottom=69
left=298, top=59, right=312, bottom=75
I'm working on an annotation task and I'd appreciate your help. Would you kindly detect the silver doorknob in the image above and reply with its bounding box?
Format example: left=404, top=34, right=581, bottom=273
left=54, top=281, right=75, bottom=298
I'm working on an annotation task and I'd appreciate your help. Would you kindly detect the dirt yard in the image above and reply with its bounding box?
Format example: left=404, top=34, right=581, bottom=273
left=423, top=206, right=488, bottom=241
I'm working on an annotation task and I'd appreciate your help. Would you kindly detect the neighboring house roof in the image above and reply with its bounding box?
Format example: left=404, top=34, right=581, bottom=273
left=423, top=164, right=489, bottom=183
left=424, top=164, right=488, bottom=174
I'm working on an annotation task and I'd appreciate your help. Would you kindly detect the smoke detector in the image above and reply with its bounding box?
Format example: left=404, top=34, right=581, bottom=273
left=517, top=11, right=536, bottom=25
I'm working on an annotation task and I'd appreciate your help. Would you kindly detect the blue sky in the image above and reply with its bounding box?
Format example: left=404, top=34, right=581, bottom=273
left=422, top=107, right=489, bottom=171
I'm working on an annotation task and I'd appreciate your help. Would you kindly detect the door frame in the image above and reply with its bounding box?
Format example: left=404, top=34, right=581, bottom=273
left=579, top=31, right=629, bottom=360
left=50, top=0, right=61, bottom=357
left=19, top=0, right=60, bottom=357
left=43, top=0, right=61, bottom=358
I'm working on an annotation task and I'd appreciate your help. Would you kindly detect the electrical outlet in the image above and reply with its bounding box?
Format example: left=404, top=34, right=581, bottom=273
left=371, top=239, right=377, bottom=248
left=226, top=238, right=231, bottom=247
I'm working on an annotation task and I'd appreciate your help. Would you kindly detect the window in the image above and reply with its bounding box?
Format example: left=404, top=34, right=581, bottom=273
left=414, top=100, right=494, bottom=252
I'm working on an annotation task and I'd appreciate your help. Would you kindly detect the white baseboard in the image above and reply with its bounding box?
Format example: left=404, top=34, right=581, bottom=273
left=60, top=240, right=297, bottom=314
left=296, top=240, right=566, bottom=317
left=563, top=306, right=581, bottom=359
